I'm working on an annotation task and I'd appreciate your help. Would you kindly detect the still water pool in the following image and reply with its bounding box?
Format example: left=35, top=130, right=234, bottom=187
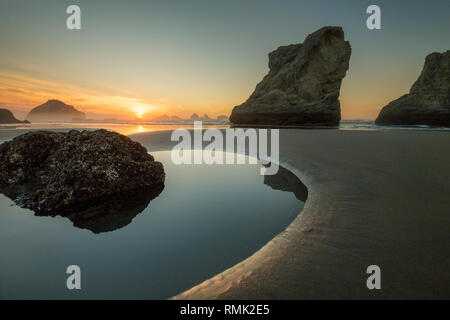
left=0, top=151, right=306, bottom=299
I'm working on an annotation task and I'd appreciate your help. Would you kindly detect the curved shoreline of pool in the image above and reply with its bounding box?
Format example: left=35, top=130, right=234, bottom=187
left=130, top=128, right=450, bottom=299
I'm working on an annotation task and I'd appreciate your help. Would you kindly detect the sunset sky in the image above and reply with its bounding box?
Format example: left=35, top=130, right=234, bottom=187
left=1, top=0, right=449, bottom=121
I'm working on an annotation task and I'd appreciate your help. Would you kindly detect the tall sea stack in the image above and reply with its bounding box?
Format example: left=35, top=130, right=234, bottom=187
left=376, top=50, right=450, bottom=126
left=230, top=26, right=351, bottom=126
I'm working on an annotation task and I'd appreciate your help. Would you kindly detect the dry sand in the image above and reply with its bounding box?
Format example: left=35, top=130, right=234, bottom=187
left=131, top=129, right=450, bottom=299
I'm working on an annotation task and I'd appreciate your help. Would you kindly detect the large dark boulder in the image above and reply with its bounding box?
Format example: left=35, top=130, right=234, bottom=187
left=230, top=26, right=351, bottom=126
left=0, top=109, right=29, bottom=124
left=0, top=129, right=165, bottom=215
left=375, top=51, right=450, bottom=126
left=26, top=99, right=86, bottom=122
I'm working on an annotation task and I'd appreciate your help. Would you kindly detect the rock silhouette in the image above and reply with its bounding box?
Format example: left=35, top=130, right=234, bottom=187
left=264, top=165, right=308, bottom=202
left=48, top=185, right=163, bottom=233
left=26, top=99, right=86, bottom=122
left=0, top=109, right=29, bottom=124
left=376, top=51, right=450, bottom=126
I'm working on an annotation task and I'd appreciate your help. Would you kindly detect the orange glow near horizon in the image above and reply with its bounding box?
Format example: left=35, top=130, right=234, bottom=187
left=0, top=67, right=411, bottom=122
left=0, top=70, right=235, bottom=121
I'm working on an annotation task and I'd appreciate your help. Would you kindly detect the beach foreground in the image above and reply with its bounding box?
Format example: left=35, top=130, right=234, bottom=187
left=0, top=127, right=448, bottom=299
left=131, top=129, right=450, bottom=299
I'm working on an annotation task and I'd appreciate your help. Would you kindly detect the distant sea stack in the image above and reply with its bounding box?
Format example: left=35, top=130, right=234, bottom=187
left=230, top=26, right=351, bottom=126
left=26, top=99, right=86, bottom=122
left=0, top=109, right=29, bottom=124
left=376, top=51, right=450, bottom=126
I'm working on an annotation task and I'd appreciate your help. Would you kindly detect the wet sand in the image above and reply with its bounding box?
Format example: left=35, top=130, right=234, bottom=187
left=130, top=129, right=450, bottom=299
left=1, top=127, right=449, bottom=299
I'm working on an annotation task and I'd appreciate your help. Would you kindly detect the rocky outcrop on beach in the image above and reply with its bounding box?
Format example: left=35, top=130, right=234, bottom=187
left=230, top=26, right=351, bottom=126
left=0, top=129, right=165, bottom=215
left=26, top=99, right=86, bottom=122
left=376, top=51, right=450, bottom=126
left=0, top=109, right=29, bottom=124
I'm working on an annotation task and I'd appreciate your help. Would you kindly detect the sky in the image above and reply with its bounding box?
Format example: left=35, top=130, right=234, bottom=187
left=0, top=0, right=449, bottom=121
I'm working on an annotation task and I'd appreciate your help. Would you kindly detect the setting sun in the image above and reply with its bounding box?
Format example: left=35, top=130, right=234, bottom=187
left=132, top=105, right=152, bottom=120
